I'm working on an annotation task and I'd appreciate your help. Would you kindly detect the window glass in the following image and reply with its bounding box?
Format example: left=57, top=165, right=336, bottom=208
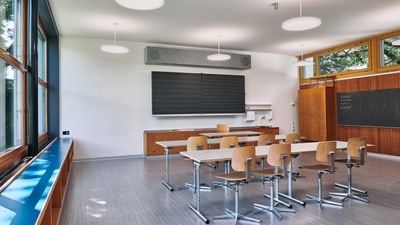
left=301, top=57, right=316, bottom=79
left=38, top=27, right=47, bottom=136
left=0, top=58, right=22, bottom=152
left=38, top=84, right=47, bottom=135
left=38, top=28, right=46, bottom=81
left=0, top=0, right=23, bottom=60
left=318, top=44, right=369, bottom=75
left=380, top=35, right=400, bottom=67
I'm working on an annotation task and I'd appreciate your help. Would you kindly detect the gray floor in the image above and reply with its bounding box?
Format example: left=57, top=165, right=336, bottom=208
left=59, top=151, right=400, bottom=225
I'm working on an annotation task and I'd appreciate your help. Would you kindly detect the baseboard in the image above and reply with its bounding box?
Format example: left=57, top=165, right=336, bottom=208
left=368, top=152, right=400, bottom=161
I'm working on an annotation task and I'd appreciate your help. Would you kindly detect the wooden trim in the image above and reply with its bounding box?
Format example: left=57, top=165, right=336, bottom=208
left=0, top=146, right=28, bottom=175
left=300, top=29, right=400, bottom=84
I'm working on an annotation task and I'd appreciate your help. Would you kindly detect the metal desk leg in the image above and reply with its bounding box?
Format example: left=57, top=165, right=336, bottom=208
left=279, top=161, right=306, bottom=206
left=189, top=161, right=209, bottom=224
left=162, top=147, right=174, bottom=191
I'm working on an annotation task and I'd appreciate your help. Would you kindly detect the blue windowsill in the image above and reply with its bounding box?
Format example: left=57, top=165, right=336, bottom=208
left=0, top=138, right=73, bottom=225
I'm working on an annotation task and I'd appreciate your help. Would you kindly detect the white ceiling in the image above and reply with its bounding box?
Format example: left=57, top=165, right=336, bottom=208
left=49, top=0, right=400, bottom=56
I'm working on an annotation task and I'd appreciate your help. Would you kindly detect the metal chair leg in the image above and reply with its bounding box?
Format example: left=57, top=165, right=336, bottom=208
left=214, top=182, right=261, bottom=224
left=253, top=178, right=296, bottom=220
left=329, top=165, right=369, bottom=203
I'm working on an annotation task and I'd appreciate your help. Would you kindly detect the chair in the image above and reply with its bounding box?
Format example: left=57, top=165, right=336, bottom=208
left=213, top=146, right=261, bottom=224
left=298, top=141, right=343, bottom=208
left=257, top=137, right=292, bottom=209
left=257, top=133, right=276, bottom=146
left=284, top=133, right=301, bottom=144
left=329, top=137, right=369, bottom=203
left=220, top=136, right=239, bottom=149
left=253, top=144, right=296, bottom=220
left=217, top=123, right=230, bottom=132
left=213, top=136, right=240, bottom=187
left=183, top=136, right=213, bottom=191
left=285, top=133, right=305, bottom=180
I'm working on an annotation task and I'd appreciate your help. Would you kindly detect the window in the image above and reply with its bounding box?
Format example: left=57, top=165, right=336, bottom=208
left=38, top=26, right=47, bottom=137
left=0, top=0, right=23, bottom=60
left=319, top=43, right=369, bottom=75
left=380, top=34, right=400, bottom=68
left=301, top=56, right=316, bottom=79
left=0, top=0, right=23, bottom=153
left=0, top=59, right=22, bottom=152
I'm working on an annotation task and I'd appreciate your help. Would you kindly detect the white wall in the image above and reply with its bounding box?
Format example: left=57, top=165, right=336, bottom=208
left=59, top=37, right=299, bottom=160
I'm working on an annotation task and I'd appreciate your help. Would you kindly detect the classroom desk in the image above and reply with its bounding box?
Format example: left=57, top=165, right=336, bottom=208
left=199, top=131, right=262, bottom=138
left=156, top=136, right=260, bottom=191
left=180, top=141, right=349, bottom=223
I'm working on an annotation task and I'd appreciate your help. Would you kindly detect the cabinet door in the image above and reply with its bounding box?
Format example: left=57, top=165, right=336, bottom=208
left=299, top=87, right=329, bottom=141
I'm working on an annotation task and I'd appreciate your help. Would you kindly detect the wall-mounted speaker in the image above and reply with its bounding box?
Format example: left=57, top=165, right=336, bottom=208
left=144, top=46, right=251, bottom=70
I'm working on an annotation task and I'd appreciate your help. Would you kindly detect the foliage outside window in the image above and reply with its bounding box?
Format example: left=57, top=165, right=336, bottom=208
left=318, top=43, right=369, bottom=75
left=0, top=0, right=23, bottom=60
left=38, top=27, right=47, bottom=137
left=381, top=35, right=400, bottom=67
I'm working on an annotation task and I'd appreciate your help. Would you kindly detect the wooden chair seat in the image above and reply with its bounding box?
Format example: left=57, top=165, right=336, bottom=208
left=214, top=172, right=255, bottom=181
left=299, top=164, right=333, bottom=171
left=253, top=168, right=284, bottom=177
left=335, top=158, right=361, bottom=165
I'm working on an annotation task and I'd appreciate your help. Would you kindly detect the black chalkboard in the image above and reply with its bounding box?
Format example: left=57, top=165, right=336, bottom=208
left=337, top=88, right=400, bottom=128
left=152, top=71, right=245, bottom=115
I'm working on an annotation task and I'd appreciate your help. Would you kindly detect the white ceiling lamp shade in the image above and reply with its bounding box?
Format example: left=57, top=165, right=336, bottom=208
left=293, top=44, right=313, bottom=67
left=207, top=37, right=231, bottom=61
left=100, top=23, right=129, bottom=54
left=282, top=0, right=321, bottom=31
left=392, top=39, right=400, bottom=46
left=115, top=0, right=164, bottom=10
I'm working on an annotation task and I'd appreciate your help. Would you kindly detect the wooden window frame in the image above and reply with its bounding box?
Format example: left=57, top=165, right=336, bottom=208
left=0, top=0, right=28, bottom=176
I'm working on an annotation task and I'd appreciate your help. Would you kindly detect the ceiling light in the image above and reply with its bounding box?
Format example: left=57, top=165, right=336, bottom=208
left=282, top=0, right=321, bottom=31
left=293, top=44, right=313, bottom=67
left=100, top=23, right=129, bottom=54
left=115, top=0, right=164, bottom=10
left=207, top=37, right=231, bottom=61
left=392, top=39, right=400, bottom=46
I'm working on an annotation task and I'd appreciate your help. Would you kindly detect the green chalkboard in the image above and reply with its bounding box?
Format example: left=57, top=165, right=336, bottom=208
left=337, top=88, right=400, bottom=128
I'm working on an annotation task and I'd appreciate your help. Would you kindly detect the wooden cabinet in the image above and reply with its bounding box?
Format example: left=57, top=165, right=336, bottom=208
left=298, top=86, right=335, bottom=141
left=144, top=126, right=279, bottom=156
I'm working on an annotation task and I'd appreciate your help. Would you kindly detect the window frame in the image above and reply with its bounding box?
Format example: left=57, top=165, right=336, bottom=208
left=377, top=30, right=400, bottom=73
left=300, top=40, right=372, bottom=83
left=37, top=21, right=48, bottom=144
left=0, top=0, right=27, bottom=176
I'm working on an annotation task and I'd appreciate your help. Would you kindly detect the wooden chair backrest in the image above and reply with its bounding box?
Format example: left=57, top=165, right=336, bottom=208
left=267, top=144, right=291, bottom=167
left=216, top=123, right=230, bottom=132
left=257, top=133, right=276, bottom=146
left=316, top=141, right=336, bottom=163
left=220, top=136, right=239, bottom=149
left=285, top=133, right=301, bottom=144
left=231, top=146, right=256, bottom=172
left=187, top=136, right=208, bottom=151
left=347, top=137, right=367, bottom=158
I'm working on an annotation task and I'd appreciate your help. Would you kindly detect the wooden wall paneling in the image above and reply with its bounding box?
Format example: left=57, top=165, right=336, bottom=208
left=335, top=73, right=400, bottom=155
